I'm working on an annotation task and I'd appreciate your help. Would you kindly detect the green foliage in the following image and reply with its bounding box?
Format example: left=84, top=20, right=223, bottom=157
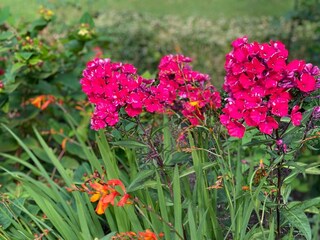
left=0, top=6, right=101, bottom=201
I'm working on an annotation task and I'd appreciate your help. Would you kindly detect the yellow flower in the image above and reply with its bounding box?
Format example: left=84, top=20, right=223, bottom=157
left=78, top=28, right=90, bottom=36
left=39, top=6, right=54, bottom=21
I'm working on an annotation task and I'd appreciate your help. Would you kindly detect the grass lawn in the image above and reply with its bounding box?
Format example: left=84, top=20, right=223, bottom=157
left=1, top=0, right=294, bottom=23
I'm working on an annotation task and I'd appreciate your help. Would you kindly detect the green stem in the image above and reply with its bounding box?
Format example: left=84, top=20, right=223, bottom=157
left=136, top=117, right=173, bottom=197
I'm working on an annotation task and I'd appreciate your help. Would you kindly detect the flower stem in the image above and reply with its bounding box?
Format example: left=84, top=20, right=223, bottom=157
left=136, top=117, right=173, bottom=197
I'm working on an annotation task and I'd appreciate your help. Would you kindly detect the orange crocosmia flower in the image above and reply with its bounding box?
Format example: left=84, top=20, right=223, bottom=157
left=111, top=231, right=136, bottom=239
left=138, top=229, right=158, bottom=240
left=30, top=95, right=44, bottom=108
left=90, top=191, right=101, bottom=202
left=107, top=179, right=126, bottom=192
left=89, top=183, right=108, bottom=202
left=207, top=176, right=223, bottom=190
left=242, top=186, right=250, bottom=191
left=95, top=197, right=109, bottom=215
left=88, top=179, right=130, bottom=215
left=29, top=95, right=56, bottom=110
left=89, top=182, right=115, bottom=215
left=117, top=193, right=131, bottom=207
left=96, top=191, right=120, bottom=214
left=101, top=191, right=120, bottom=206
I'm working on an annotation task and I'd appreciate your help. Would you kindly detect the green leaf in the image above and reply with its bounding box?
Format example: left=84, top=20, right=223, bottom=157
left=280, top=116, right=291, bottom=123
left=305, top=167, right=320, bottom=175
left=61, top=156, right=79, bottom=170
left=0, top=135, right=18, bottom=152
left=14, top=52, right=33, bottom=61
left=73, top=162, right=91, bottom=182
left=243, top=138, right=273, bottom=147
left=2, top=80, right=21, bottom=93
left=173, top=165, right=183, bottom=239
left=100, top=232, right=117, bottom=240
left=0, top=31, right=14, bottom=41
left=53, top=73, right=80, bottom=90
left=288, top=197, right=320, bottom=211
left=0, top=93, right=8, bottom=107
left=241, top=129, right=256, bottom=145
left=245, top=228, right=270, bottom=240
left=110, top=140, right=149, bottom=149
left=0, top=202, right=12, bottom=229
left=64, top=40, right=84, bottom=53
left=127, top=169, right=155, bottom=192
left=65, top=141, right=87, bottom=160
left=0, top=198, right=25, bottom=230
left=32, top=147, right=50, bottom=163
left=0, top=47, right=10, bottom=54
left=0, top=6, right=10, bottom=25
left=188, top=204, right=197, bottom=240
left=141, top=71, right=155, bottom=79
left=29, top=18, right=48, bottom=32
left=282, top=208, right=311, bottom=240
left=268, top=218, right=275, bottom=240
left=28, top=57, right=42, bottom=66
left=10, top=62, right=26, bottom=74
left=156, top=173, right=171, bottom=238
left=79, top=12, right=95, bottom=28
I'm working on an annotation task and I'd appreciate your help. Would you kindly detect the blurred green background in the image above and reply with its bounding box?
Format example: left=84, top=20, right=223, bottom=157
left=2, top=0, right=294, bottom=21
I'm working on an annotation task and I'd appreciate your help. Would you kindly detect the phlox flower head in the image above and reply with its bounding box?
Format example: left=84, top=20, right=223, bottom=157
left=221, top=36, right=320, bottom=138
left=156, top=54, right=221, bottom=125
left=80, top=58, right=152, bottom=130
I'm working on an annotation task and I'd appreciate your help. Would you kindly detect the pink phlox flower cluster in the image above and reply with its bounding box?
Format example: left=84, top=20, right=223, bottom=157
left=80, top=58, right=151, bottom=130
left=81, top=55, right=221, bottom=129
left=221, top=36, right=319, bottom=138
left=156, top=54, right=221, bottom=125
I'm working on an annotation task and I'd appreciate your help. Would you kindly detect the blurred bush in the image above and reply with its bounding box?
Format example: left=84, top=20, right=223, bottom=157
left=0, top=7, right=97, bottom=167
left=95, top=10, right=320, bottom=87
left=287, top=0, right=320, bottom=70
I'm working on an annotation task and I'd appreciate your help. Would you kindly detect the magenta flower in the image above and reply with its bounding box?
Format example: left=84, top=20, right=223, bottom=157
left=81, top=55, right=221, bottom=129
left=258, top=116, right=279, bottom=135
left=226, top=121, right=246, bottom=138
left=296, top=73, right=316, bottom=92
left=155, top=54, right=221, bottom=125
left=290, top=105, right=302, bottom=126
left=80, top=58, right=152, bottom=129
left=221, top=37, right=319, bottom=138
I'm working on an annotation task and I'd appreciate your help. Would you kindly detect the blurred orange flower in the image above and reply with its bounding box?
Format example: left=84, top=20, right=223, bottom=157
left=89, top=179, right=131, bottom=215
left=138, top=229, right=160, bottom=240
left=26, top=95, right=61, bottom=110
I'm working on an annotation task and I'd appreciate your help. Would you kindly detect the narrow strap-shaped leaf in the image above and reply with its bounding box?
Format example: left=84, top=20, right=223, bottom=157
left=188, top=204, right=197, bottom=240
left=156, top=173, right=171, bottom=238
left=173, top=165, right=183, bottom=239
